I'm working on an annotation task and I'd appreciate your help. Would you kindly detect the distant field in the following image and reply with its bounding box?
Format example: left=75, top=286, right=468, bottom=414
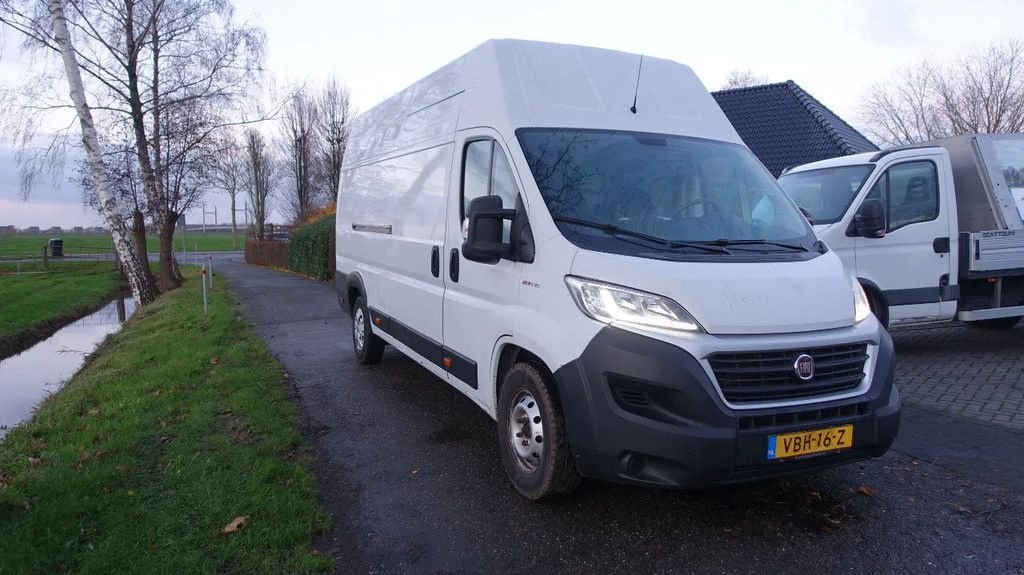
left=0, top=232, right=238, bottom=259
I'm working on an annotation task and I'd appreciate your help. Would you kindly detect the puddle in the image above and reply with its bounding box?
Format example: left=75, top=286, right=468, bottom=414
left=0, top=297, right=136, bottom=440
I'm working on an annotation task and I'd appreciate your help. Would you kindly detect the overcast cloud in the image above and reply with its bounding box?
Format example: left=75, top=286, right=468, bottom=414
left=2, top=0, right=1023, bottom=227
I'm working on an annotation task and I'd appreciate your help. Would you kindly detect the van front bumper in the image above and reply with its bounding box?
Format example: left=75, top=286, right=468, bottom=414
left=551, top=326, right=900, bottom=488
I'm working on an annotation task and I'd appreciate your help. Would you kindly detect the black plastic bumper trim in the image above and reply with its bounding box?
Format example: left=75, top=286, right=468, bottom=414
left=367, top=307, right=478, bottom=389
left=551, top=326, right=900, bottom=488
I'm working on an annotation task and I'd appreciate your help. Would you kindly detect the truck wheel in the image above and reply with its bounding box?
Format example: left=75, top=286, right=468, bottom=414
left=497, top=362, right=581, bottom=501
left=968, top=316, right=1021, bottom=330
left=352, top=296, right=385, bottom=364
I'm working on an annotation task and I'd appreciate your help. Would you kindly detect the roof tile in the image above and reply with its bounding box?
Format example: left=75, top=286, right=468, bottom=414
left=712, top=81, right=878, bottom=176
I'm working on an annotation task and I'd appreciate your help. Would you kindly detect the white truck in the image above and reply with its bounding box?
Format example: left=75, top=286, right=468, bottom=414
left=336, top=39, right=899, bottom=500
left=780, top=134, right=1024, bottom=329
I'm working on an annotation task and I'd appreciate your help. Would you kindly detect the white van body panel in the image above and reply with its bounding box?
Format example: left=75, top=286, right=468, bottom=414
left=570, top=249, right=855, bottom=334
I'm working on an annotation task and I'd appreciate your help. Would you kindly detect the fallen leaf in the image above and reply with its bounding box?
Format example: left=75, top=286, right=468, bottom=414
left=857, top=485, right=878, bottom=497
left=221, top=515, right=249, bottom=535
left=210, top=358, right=220, bottom=365
left=953, top=503, right=973, bottom=515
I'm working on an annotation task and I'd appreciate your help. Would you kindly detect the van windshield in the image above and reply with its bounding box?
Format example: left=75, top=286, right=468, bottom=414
left=778, top=165, right=875, bottom=225
left=516, top=128, right=815, bottom=254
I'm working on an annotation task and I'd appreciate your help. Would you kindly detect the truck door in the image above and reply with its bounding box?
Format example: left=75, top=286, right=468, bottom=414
left=442, top=131, right=523, bottom=409
left=854, top=157, right=953, bottom=324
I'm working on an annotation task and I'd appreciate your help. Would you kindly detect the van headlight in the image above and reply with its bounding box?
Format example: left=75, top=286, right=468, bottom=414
left=565, top=276, right=703, bottom=333
left=853, top=280, right=872, bottom=323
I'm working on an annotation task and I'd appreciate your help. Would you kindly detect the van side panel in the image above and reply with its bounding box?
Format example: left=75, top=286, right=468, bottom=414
left=337, top=160, right=398, bottom=315
left=379, top=144, right=452, bottom=343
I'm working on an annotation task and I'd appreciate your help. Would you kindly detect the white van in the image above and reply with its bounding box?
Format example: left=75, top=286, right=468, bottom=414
left=779, top=134, right=1024, bottom=329
left=335, top=40, right=900, bottom=500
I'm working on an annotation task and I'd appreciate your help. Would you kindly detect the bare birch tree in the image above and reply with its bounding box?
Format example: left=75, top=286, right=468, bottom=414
left=862, top=39, right=1024, bottom=146
left=244, top=129, right=275, bottom=240
left=77, top=136, right=157, bottom=289
left=44, top=0, right=155, bottom=303
left=279, top=88, right=319, bottom=223
left=210, top=132, right=246, bottom=250
left=318, top=77, right=352, bottom=202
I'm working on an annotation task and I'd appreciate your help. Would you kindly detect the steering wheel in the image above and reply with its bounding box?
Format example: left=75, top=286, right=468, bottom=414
left=670, top=198, right=722, bottom=219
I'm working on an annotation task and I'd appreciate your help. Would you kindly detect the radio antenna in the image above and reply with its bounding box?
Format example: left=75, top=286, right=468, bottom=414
left=630, top=55, right=644, bottom=114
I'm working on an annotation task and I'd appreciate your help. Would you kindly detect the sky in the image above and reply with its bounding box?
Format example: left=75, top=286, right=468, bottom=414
left=2, top=0, right=1024, bottom=228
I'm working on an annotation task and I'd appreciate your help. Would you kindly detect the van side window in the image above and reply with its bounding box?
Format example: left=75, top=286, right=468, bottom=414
left=865, top=160, right=939, bottom=232
left=463, top=140, right=493, bottom=217
left=462, top=139, right=519, bottom=241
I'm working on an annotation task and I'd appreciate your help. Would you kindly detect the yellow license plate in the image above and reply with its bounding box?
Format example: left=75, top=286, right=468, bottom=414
left=767, top=425, right=853, bottom=460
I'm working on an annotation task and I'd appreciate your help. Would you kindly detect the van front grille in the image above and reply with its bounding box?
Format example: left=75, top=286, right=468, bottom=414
left=708, top=344, right=869, bottom=404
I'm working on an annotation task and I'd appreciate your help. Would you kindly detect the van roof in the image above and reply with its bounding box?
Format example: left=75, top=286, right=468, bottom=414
left=345, top=39, right=743, bottom=167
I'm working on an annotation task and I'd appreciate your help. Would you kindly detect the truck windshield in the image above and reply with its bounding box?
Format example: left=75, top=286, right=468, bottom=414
left=778, top=165, right=874, bottom=225
left=516, top=128, right=814, bottom=253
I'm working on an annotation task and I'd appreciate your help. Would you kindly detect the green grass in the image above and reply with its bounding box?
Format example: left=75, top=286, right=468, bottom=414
left=0, top=273, right=330, bottom=574
left=0, top=262, right=123, bottom=341
left=0, top=232, right=239, bottom=259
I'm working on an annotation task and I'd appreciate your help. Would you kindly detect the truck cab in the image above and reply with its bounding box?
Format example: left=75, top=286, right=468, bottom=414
left=780, top=134, right=1024, bottom=328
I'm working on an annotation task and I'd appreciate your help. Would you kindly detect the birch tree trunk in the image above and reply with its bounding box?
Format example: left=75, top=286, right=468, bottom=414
left=47, top=0, right=156, bottom=305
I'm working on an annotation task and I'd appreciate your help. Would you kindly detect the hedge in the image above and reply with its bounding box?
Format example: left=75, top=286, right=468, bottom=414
left=288, top=214, right=335, bottom=280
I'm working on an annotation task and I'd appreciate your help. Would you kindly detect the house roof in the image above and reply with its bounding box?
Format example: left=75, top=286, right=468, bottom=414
left=711, top=80, right=878, bottom=176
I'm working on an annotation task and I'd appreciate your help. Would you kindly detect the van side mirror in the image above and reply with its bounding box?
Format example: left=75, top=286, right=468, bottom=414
left=463, top=195, right=515, bottom=263
left=850, top=198, right=886, bottom=238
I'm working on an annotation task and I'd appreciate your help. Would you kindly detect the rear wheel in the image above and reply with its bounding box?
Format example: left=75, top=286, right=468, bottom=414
left=352, top=296, right=385, bottom=364
left=497, top=362, right=580, bottom=501
left=968, top=316, right=1022, bottom=330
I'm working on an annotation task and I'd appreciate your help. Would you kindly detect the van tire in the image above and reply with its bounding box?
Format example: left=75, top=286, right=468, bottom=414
left=352, top=296, right=385, bottom=364
left=968, top=316, right=1021, bottom=330
left=497, top=362, right=581, bottom=501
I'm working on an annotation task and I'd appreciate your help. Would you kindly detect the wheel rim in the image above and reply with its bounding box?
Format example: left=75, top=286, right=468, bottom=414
left=507, top=389, right=545, bottom=473
left=353, top=308, right=365, bottom=351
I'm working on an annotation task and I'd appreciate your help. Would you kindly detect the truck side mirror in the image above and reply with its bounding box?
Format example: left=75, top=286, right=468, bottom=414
left=852, top=198, right=886, bottom=238
left=463, top=195, right=515, bottom=263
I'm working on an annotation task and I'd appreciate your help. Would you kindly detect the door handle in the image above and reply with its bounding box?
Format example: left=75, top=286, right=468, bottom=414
left=430, top=246, right=440, bottom=278
left=933, top=237, right=950, bottom=254
left=449, top=248, right=460, bottom=282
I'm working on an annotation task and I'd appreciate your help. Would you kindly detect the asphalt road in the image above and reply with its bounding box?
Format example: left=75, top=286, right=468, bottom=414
left=217, top=258, right=1024, bottom=575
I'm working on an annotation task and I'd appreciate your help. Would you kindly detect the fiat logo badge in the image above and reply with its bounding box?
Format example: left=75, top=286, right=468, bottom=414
left=793, top=354, right=814, bottom=380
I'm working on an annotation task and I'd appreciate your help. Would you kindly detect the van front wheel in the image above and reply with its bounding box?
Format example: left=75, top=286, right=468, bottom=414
left=352, top=296, right=385, bottom=364
left=497, top=362, right=581, bottom=500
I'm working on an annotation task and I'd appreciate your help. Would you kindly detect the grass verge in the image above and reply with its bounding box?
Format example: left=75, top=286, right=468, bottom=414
left=0, top=262, right=124, bottom=359
left=0, top=272, right=330, bottom=574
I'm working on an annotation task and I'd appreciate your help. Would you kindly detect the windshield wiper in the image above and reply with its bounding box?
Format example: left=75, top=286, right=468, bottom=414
left=553, top=216, right=731, bottom=254
left=704, top=239, right=810, bottom=252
